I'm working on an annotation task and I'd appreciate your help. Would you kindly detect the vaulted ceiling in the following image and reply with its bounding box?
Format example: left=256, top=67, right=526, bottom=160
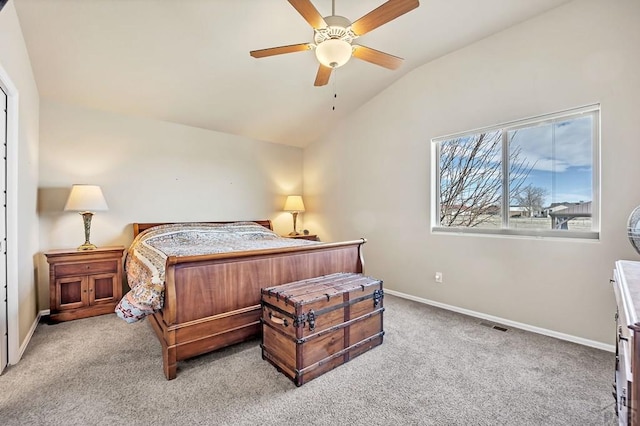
left=14, top=0, right=571, bottom=147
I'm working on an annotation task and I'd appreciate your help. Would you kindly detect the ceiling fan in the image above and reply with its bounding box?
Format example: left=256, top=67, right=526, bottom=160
left=249, top=0, right=420, bottom=86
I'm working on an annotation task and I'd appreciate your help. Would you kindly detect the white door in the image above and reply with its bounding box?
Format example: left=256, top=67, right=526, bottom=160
left=0, top=86, right=7, bottom=373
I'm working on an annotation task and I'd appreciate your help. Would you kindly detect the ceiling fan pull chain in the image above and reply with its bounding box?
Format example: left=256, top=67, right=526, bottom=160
left=332, top=69, right=338, bottom=111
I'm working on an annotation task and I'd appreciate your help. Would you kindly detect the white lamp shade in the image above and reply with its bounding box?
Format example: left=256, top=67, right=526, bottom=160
left=315, top=39, right=352, bottom=68
left=64, top=185, right=109, bottom=212
left=283, top=195, right=305, bottom=212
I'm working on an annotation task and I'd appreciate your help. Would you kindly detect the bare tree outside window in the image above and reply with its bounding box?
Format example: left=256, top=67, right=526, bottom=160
left=438, top=131, right=532, bottom=227
left=514, top=185, right=548, bottom=218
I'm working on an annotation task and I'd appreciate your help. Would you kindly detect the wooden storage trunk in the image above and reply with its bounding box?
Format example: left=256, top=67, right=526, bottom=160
left=260, top=272, right=384, bottom=386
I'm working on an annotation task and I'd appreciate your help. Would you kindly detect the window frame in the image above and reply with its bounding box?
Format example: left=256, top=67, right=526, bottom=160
left=431, top=104, right=600, bottom=240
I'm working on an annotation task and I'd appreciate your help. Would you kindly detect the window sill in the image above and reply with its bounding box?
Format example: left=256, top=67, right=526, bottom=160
left=431, top=226, right=599, bottom=241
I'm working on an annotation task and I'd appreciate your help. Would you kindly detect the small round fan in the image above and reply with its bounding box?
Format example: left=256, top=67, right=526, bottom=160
left=628, top=206, right=640, bottom=254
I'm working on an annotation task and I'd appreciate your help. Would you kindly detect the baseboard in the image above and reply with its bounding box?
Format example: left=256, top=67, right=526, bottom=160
left=384, top=289, right=615, bottom=353
left=14, top=310, right=49, bottom=364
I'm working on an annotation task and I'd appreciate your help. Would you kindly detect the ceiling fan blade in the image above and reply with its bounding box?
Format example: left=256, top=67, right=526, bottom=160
left=314, top=64, right=333, bottom=86
left=352, top=45, right=403, bottom=70
left=250, top=43, right=312, bottom=58
left=351, top=0, right=419, bottom=36
left=288, top=0, right=327, bottom=30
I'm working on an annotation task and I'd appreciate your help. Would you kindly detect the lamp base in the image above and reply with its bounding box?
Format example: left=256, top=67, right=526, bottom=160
left=77, top=242, right=97, bottom=251
left=289, top=211, right=300, bottom=236
left=78, top=211, right=97, bottom=251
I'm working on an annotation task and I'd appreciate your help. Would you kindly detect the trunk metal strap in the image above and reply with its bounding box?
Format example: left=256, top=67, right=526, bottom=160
left=262, top=288, right=384, bottom=329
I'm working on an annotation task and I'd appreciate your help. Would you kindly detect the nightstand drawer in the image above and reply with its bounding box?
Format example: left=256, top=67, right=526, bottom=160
left=55, top=260, right=118, bottom=277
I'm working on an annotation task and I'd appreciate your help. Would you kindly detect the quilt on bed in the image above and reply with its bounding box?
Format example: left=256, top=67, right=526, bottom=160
left=115, top=222, right=317, bottom=323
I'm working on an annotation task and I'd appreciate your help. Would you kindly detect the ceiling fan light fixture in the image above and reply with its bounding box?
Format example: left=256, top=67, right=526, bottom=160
left=315, top=38, right=352, bottom=68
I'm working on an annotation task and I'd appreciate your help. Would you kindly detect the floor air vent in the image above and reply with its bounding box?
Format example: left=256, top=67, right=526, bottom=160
left=479, top=321, right=509, bottom=332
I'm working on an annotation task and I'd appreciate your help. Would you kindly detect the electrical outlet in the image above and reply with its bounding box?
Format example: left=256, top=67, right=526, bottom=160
left=435, top=272, right=443, bottom=283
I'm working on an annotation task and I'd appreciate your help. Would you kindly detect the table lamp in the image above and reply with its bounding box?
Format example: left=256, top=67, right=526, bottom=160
left=283, top=195, right=305, bottom=236
left=64, top=184, right=109, bottom=250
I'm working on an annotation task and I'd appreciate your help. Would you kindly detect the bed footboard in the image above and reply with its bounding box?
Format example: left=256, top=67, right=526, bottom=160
left=152, top=239, right=366, bottom=379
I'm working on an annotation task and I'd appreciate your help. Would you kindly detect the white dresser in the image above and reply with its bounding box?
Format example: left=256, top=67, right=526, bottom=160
left=613, top=260, right=640, bottom=425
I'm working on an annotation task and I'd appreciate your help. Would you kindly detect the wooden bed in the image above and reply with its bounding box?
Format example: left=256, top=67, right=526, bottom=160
left=131, top=220, right=366, bottom=380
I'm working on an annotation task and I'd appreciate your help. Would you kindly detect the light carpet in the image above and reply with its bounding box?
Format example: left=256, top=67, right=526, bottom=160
left=0, top=295, right=617, bottom=425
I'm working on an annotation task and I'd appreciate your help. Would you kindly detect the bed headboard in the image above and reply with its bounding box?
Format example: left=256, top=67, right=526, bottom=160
left=132, top=220, right=274, bottom=237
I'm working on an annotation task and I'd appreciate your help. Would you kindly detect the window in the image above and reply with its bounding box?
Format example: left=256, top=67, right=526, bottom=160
left=432, top=105, right=599, bottom=239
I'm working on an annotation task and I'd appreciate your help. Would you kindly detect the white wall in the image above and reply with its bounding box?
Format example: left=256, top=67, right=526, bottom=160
left=38, top=100, right=304, bottom=310
left=304, top=0, right=640, bottom=345
left=0, top=1, right=40, bottom=350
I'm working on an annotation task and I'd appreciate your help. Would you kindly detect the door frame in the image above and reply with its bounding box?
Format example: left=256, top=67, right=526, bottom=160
left=0, top=63, right=20, bottom=367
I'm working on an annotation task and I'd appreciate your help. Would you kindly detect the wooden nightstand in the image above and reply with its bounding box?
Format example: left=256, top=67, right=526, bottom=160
left=284, top=234, right=320, bottom=241
left=44, top=246, right=125, bottom=322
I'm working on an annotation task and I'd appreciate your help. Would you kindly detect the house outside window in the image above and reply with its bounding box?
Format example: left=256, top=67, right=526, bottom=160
left=432, top=104, right=599, bottom=239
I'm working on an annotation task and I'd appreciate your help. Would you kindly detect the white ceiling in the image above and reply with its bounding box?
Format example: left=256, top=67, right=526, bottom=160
left=14, top=0, right=571, bottom=147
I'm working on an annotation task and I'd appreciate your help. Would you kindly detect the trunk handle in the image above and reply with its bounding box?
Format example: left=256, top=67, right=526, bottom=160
left=269, top=311, right=289, bottom=327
